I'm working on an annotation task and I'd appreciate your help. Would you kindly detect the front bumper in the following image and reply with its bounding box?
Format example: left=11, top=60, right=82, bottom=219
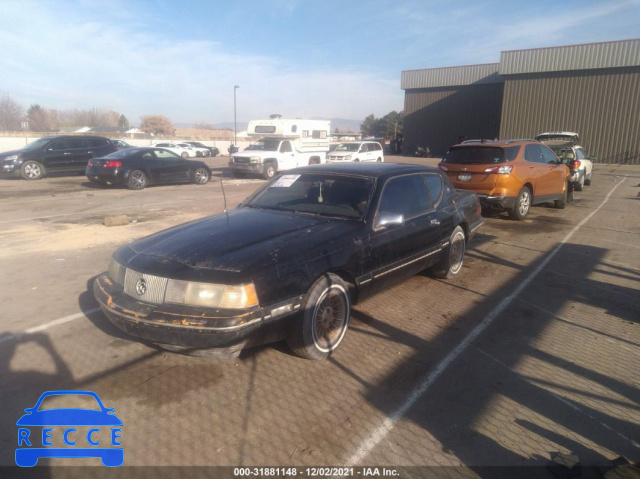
left=86, top=166, right=125, bottom=184
left=93, top=273, right=300, bottom=352
left=1, top=161, right=20, bottom=177
left=228, top=160, right=264, bottom=174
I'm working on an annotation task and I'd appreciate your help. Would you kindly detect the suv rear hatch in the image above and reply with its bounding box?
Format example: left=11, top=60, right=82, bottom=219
left=438, top=145, right=519, bottom=193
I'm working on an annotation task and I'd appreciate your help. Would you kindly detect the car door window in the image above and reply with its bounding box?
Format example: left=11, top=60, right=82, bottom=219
left=575, top=148, right=586, bottom=159
left=376, top=175, right=433, bottom=225
left=49, top=139, right=70, bottom=151
left=154, top=149, right=179, bottom=159
left=524, top=144, right=544, bottom=163
left=540, top=146, right=559, bottom=164
left=423, top=174, right=444, bottom=207
left=69, top=138, right=89, bottom=150
left=280, top=141, right=292, bottom=153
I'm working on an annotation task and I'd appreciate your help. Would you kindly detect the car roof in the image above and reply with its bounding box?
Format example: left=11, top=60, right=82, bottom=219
left=290, top=162, right=438, bottom=179
left=452, top=139, right=538, bottom=148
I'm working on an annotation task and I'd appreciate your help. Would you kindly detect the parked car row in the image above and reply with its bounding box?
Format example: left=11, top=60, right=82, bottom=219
left=0, top=135, right=221, bottom=183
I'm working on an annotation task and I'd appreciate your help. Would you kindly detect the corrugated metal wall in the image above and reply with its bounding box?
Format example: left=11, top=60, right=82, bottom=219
left=404, top=84, right=504, bottom=157
left=402, top=63, right=501, bottom=89
left=500, top=39, right=640, bottom=75
left=500, top=67, right=640, bottom=164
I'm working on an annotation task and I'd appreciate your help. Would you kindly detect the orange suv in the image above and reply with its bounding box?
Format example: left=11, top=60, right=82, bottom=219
left=438, top=139, right=572, bottom=220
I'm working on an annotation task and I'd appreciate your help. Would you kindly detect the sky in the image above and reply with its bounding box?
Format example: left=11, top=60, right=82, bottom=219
left=1, top=0, right=639, bottom=126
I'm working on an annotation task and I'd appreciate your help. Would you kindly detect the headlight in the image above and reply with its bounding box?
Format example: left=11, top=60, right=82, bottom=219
left=165, top=280, right=259, bottom=309
left=108, top=258, right=126, bottom=286
left=4, top=154, right=18, bottom=162
left=250, top=156, right=261, bottom=163
left=345, top=155, right=352, bottom=160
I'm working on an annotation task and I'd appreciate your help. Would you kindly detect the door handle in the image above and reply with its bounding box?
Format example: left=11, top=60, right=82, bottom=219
left=64, top=152, right=72, bottom=155
left=430, top=219, right=440, bottom=225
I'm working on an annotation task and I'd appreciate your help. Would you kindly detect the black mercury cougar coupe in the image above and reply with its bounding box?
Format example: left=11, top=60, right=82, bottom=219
left=93, top=163, right=483, bottom=359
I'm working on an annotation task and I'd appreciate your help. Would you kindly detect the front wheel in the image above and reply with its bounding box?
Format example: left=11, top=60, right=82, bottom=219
left=20, top=161, right=45, bottom=180
left=432, top=226, right=466, bottom=279
left=181, top=152, right=189, bottom=159
left=287, top=274, right=351, bottom=360
left=127, top=170, right=148, bottom=190
left=508, top=186, right=531, bottom=220
left=263, top=162, right=276, bottom=180
left=193, top=167, right=210, bottom=185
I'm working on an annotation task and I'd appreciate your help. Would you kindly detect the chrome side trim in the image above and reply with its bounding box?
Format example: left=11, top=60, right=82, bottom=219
left=372, top=249, right=441, bottom=279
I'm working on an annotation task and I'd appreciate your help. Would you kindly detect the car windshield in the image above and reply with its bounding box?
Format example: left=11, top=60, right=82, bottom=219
left=245, top=173, right=374, bottom=219
left=105, top=148, right=143, bottom=158
left=245, top=139, right=280, bottom=151
left=443, top=146, right=519, bottom=164
left=22, top=138, right=52, bottom=151
left=335, top=143, right=360, bottom=152
left=37, top=394, right=102, bottom=411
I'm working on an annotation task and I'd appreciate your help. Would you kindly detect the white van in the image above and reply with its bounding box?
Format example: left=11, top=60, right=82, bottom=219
left=327, top=141, right=384, bottom=163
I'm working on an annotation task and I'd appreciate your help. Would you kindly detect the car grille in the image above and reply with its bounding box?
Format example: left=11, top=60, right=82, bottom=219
left=123, top=269, right=168, bottom=305
left=233, top=157, right=250, bottom=164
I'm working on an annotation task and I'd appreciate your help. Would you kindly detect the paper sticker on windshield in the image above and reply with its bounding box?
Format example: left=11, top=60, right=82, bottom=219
left=271, top=175, right=300, bottom=187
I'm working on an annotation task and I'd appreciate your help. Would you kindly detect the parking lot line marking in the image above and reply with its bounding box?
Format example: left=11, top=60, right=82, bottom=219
left=345, top=176, right=628, bottom=466
left=0, top=308, right=101, bottom=345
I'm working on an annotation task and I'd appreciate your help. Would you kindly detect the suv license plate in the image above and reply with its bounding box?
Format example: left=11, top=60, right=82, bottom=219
left=458, top=173, right=472, bottom=181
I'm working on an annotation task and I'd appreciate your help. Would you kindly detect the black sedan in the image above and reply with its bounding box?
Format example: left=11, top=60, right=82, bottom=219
left=86, top=147, right=211, bottom=190
left=93, top=163, right=483, bottom=359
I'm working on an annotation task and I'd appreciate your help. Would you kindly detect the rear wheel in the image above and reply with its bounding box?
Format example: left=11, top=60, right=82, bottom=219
left=584, top=171, right=592, bottom=186
left=193, top=167, right=210, bottom=185
left=508, top=186, right=531, bottom=220
left=575, top=172, right=584, bottom=191
left=20, top=161, right=45, bottom=180
left=432, top=226, right=466, bottom=279
left=287, top=274, right=351, bottom=360
left=555, top=181, right=570, bottom=209
left=377, top=157, right=382, bottom=162
left=127, top=170, right=147, bottom=190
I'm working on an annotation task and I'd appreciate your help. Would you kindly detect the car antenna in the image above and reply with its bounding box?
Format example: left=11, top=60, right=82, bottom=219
left=220, top=173, right=228, bottom=213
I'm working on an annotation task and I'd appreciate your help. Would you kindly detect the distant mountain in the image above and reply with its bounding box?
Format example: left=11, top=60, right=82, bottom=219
left=210, top=118, right=362, bottom=134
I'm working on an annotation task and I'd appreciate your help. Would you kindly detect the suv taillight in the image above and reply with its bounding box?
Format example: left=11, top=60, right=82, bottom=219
left=484, top=165, right=513, bottom=174
left=438, top=163, right=448, bottom=172
left=104, top=161, right=122, bottom=168
left=571, top=159, right=581, bottom=171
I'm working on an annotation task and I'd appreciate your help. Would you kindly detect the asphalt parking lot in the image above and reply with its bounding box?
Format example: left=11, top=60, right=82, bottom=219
left=0, top=155, right=638, bottom=477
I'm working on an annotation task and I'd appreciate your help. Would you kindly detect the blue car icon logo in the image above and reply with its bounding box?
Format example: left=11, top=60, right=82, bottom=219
left=16, top=390, right=123, bottom=467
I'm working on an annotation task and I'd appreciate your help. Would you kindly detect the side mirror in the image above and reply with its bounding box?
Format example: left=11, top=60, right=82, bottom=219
left=588, top=155, right=596, bottom=161
left=376, top=212, right=404, bottom=229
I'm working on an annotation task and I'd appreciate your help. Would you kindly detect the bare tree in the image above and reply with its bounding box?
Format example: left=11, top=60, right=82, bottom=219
left=0, top=93, right=24, bottom=131
left=140, top=115, right=174, bottom=135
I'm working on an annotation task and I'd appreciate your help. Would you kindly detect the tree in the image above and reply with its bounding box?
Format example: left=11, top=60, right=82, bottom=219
left=118, top=114, right=130, bottom=130
left=0, top=93, right=24, bottom=131
left=360, top=111, right=404, bottom=138
left=140, top=115, right=174, bottom=135
left=27, top=104, right=53, bottom=132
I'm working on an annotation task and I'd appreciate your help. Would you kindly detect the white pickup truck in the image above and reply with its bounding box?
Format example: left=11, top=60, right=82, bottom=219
left=536, top=132, right=594, bottom=191
left=229, top=118, right=330, bottom=179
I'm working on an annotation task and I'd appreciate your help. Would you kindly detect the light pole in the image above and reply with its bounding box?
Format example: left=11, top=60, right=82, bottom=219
left=234, top=85, right=239, bottom=147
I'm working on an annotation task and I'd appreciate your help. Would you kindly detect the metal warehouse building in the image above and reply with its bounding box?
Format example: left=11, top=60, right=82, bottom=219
left=401, top=39, right=640, bottom=164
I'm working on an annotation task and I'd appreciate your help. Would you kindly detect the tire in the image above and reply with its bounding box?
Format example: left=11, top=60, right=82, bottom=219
left=508, top=186, right=532, bottom=220
left=127, top=170, right=148, bottom=190
left=287, top=273, right=351, bottom=360
left=377, top=157, right=382, bottom=162
left=232, top=171, right=247, bottom=178
left=263, top=162, right=276, bottom=180
left=555, top=181, right=570, bottom=209
left=195, top=151, right=203, bottom=157
left=308, top=158, right=320, bottom=165
left=432, top=226, right=466, bottom=279
left=193, top=167, right=210, bottom=185
left=354, top=158, right=360, bottom=162
left=574, top=172, right=584, bottom=191
left=20, top=161, right=45, bottom=180
left=584, top=171, right=592, bottom=186
left=204, top=150, right=211, bottom=157
left=181, top=152, right=189, bottom=159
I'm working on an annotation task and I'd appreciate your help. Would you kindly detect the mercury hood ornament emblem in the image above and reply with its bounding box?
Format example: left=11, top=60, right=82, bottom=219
left=135, top=278, right=147, bottom=296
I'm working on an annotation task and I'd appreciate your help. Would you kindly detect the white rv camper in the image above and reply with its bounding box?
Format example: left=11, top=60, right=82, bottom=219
left=229, top=118, right=331, bottom=179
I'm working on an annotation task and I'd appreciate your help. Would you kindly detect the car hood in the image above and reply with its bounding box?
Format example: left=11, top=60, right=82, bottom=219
left=329, top=151, right=354, bottom=157
left=119, top=207, right=362, bottom=280
left=0, top=149, right=24, bottom=160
